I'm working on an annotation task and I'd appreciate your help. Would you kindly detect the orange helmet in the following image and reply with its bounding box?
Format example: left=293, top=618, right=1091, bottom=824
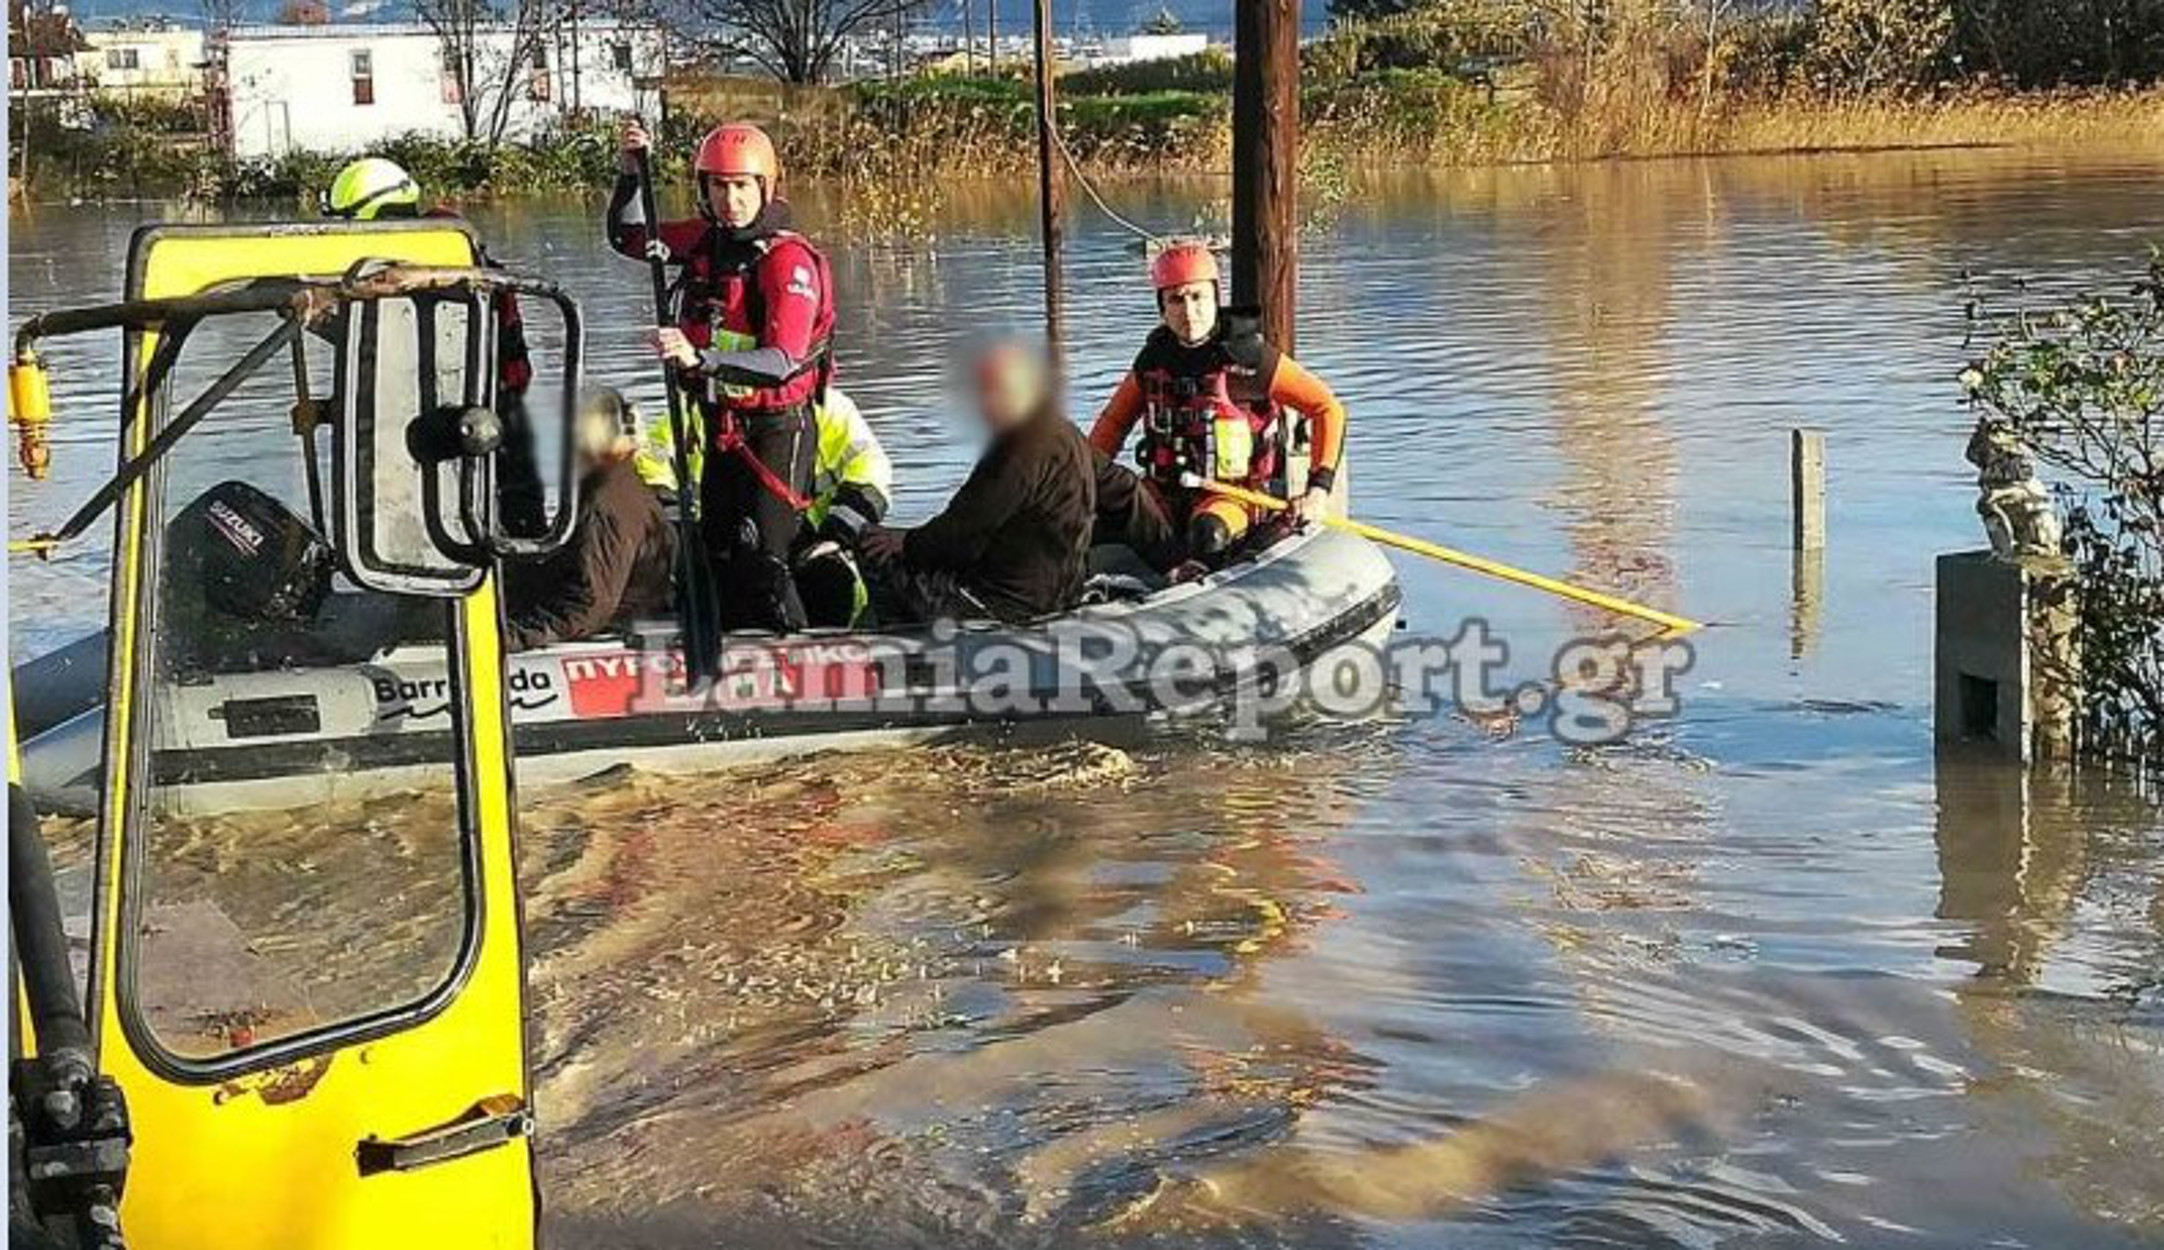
left=1150, top=241, right=1219, bottom=292
left=695, top=123, right=781, bottom=190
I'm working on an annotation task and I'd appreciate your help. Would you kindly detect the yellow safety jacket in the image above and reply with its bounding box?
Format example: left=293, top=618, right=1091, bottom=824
left=636, top=385, right=893, bottom=530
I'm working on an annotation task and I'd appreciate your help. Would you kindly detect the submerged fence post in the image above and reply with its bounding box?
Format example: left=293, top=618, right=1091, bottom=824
left=1789, top=429, right=1825, bottom=658
left=1791, top=429, right=1825, bottom=551
left=1790, top=545, right=1823, bottom=660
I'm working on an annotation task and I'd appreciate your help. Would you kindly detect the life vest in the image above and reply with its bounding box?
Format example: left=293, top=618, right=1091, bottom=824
left=1132, top=328, right=1279, bottom=491
left=666, top=225, right=835, bottom=414
left=636, top=386, right=889, bottom=519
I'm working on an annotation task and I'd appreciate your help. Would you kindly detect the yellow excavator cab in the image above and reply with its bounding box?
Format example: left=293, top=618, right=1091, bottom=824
left=8, top=220, right=584, bottom=1250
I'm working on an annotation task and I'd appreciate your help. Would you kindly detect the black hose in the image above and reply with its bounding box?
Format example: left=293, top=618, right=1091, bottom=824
left=8, top=784, right=90, bottom=1062
left=38, top=318, right=300, bottom=550
left=13, top=279, right=310, bottom=357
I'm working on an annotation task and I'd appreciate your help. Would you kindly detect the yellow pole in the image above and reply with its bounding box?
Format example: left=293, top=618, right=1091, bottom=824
left=1190, top=477, right=1704, bottom=637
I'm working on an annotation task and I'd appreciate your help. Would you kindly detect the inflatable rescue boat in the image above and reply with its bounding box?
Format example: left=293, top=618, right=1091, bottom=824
left=17, top=527, right=1400, bottom=814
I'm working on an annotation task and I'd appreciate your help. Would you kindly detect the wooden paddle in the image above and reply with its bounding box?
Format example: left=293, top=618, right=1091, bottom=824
left=633, top=139, right=725, bottom=681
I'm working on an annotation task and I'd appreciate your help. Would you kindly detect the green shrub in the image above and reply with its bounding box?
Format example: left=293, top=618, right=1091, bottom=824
left=1307, top=2, right=1528, bottom=89
left=1951, top=0, right=2164, bottom=87
left=1062, top=90, right=1226, bottom=165
left=1963, top=256, right=2164, bottom=762
left=1305, top=66, right=1505, bottom=156
left=854, top=75, right=1031, bottom=109
left=11, top=97, right=218, bottom=197
left=1061, top=49, right=1234, bottom=96
left=214, top=149, right=340, bottom=205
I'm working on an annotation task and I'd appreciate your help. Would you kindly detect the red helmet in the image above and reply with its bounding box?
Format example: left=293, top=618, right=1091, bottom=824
left=695, top=123, right=781, bottom=190
left=1150, top=241, right=1219, bottom=292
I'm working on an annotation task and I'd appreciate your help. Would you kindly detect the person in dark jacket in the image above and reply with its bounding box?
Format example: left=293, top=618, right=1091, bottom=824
left=860, top=343, right=1095, bottom=624
left=504, top=389, right=678, bottom=651
left=1090, top=444, right=1180, bottom=570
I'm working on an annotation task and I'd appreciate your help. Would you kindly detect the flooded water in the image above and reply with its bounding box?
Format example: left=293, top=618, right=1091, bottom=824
left=11, top=143, right=2164, bottom=1246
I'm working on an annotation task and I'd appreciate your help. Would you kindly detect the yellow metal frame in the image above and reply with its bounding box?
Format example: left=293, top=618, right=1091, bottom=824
left=85, top=223, right=535, bottom=1249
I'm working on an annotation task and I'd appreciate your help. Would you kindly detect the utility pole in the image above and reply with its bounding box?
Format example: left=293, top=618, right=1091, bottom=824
left=567, top=0, right=583, bottom=115
left=1231, top=0, right=1298, bottom=352
left=988, top=0, right=998, bottom=76
left=1031, top=0, right=1065, bottom=348
left=962, top=0, right=974, bottom=73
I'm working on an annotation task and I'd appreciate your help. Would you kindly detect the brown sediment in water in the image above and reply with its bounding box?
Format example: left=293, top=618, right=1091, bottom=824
left=517, top=741, right=1380, bottom=1227
left=1121, top=1063, right=1754, bottom=1228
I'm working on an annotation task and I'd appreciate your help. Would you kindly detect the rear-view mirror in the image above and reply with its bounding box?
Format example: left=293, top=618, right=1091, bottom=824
left=333, top=288, right=490, bottom=596
left=331, top=263, right=585, bottom=595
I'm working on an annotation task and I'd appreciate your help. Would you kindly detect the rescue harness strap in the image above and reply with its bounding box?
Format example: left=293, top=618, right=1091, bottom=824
left=712, top=409, right=816, bottom=514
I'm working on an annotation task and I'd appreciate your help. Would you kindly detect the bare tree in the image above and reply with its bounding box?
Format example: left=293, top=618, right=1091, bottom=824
left=417, top=0, right=557, bottom=146
left=1693, top=0, right=1733, bottom=114
left=199, top=0, right=243, bottom=37
left=688, top=0, right=927, bottom=84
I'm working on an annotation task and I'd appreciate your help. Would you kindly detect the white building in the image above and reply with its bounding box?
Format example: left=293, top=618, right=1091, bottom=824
left=222, top=20, right=664, bottom=160
left=1098, top=31, right=1208, bottom=64
left=80, top=24, right=205, bottom=101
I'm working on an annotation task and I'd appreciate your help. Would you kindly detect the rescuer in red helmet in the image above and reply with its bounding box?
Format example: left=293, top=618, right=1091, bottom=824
left=1090, top=241, right=1347, bottom=576
left=609, top=117, right=836, bottom=631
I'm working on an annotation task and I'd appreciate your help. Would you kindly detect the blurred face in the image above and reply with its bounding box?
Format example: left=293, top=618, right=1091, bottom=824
left=572, top=405, right=629, bottom=469
left=1160, top=280, right=1217, bottom=345
left=974, top=343, right=1051, bottom=434
left=706, top=173, right=765, bottom=228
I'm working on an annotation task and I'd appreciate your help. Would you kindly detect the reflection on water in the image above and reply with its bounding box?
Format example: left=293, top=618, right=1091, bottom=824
left=12, top=144, right=2164, bottom=1245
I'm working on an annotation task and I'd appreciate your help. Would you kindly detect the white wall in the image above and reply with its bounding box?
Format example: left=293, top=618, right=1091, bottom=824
left=81, top=29, right=205, bottom=98
left=1100, top=32, right=1209, bottom=64
left=225, top=21, right=663, bottom=160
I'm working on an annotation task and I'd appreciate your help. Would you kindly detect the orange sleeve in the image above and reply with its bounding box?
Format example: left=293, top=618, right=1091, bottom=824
left=1268, top=355, right=1346, bottom=482
left=1090, top=373, right=1146, bottom=457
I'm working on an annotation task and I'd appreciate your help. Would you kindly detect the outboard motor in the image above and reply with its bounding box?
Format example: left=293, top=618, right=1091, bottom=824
left=168, top=481, right=336, bottom=624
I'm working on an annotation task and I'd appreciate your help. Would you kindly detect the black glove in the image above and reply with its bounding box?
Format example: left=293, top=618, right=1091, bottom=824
left=818, top=484, right=887, bottom=547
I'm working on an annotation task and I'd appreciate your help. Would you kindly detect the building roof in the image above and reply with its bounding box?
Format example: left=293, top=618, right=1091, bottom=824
left=226, top=18, right=647, bottom=40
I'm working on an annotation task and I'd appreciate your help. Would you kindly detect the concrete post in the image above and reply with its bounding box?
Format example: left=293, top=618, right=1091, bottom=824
left=1790, top=546, right=1822, bottom=660
left=1790, top=429, right=1826, bottom=658
left=1934, top=550, right=2080, bottom=764
left=1791, top=429, right=1825, bottom=551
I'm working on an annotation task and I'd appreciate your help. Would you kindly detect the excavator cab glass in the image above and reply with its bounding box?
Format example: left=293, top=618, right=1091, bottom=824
left=8, top=221, right=578, bottom=1250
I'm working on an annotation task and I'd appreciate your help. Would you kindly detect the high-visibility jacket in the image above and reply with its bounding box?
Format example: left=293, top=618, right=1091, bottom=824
left=637, top=386, right=892, bottom=530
